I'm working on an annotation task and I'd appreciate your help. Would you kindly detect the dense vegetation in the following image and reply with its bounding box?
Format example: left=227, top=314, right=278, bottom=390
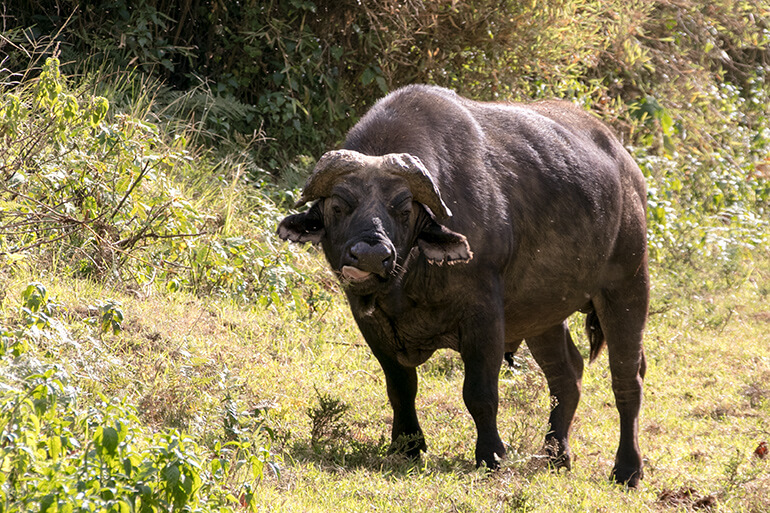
left=1, top=1, right=769, bottom=511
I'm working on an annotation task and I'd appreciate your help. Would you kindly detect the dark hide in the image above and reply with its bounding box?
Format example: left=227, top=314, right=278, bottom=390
left=278, top=85, right=648, bottom=487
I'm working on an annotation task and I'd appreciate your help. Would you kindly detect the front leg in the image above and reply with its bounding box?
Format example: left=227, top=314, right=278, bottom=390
left=380, top=355, right=426, bottom=457
left=459, top=305, right=506, bottom=468
left=353, top=309, right=426, bottom=458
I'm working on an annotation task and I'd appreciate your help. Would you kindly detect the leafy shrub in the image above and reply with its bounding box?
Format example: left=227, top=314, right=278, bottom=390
left=1, top=1, right=672, bottom=168
left=6, top=3, right=770, bottom=305
left=0, top=282, right=279, bottom=513
left=308, top=390, right=349, bottom=451
left=0, top=55, right=327, bottom=309
left=1, top=56, right=199, bottom=280
left=0, top=379, right=271, bottom=512
left=9, top=1, right=361, bottom=169
left=10, top=2, right=770, bottom=188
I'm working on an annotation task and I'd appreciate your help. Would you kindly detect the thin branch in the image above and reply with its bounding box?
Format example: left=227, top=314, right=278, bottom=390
left=0, top=212, right=75, bottom=228
left=141, top=231, right=208, bottom=240
left=0, top=225, right=80, bottom=255
left=109, top=160, right=153, bottom=221
left=0, top=224, right=72, bottom=236
left=117, top=227, right=208, bottom=250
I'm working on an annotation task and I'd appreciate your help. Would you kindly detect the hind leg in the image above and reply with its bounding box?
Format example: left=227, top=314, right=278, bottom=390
left=593, top=270, right=648, bottom=487
left=526, top=322, right=584, bottom=470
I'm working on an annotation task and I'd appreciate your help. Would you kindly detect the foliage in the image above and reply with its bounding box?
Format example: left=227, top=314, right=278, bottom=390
left=8, top=2, right=769, bottom=289
left=0, top=55, right=325, bottom=306
left=308, top=389, right=350, bottom=451
left=8, top=0, right=361, bottom=169
left=9, top=1, right=769, bottom=163
left=95, top=300, right=125, bottom=336
left=0, top=282, right=279, bottom=513
left=1, top=56, right=197, bottom=282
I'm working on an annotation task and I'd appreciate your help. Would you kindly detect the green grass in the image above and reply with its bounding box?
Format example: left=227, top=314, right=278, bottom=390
left=2, top=249, right=768, bottom=512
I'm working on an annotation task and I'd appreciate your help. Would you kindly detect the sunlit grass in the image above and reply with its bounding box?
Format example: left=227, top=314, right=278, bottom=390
left=244, top=253, right=769, bottom=512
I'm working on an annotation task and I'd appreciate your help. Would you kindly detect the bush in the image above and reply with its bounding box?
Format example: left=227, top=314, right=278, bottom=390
left=5, top=3, right=770, bottom=303
left=0, top=282, right=278, bottom=513
left=0, top=55, right=324, bottom=306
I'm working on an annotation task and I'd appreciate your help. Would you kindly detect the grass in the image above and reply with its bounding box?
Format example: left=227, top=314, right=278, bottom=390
left=2, top=246, right=768, bottom=512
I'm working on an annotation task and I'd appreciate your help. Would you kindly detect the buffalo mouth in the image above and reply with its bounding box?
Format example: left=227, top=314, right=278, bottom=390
left=341, top=265, right=374, bottom=282
left=337, top=264, right=393, bottom=295
left=338, top=265, right=384, bottom=285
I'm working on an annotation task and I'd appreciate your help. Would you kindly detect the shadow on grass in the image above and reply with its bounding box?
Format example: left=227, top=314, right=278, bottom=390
left=286, top=436, right=480, bottom=478
left=293, top=386, right=548, bottom=479
left=284, top=434, right=555, bottom=483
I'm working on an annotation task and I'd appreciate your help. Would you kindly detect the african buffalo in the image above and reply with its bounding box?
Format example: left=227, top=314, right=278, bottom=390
left=278, top=85, right=648, bottom=487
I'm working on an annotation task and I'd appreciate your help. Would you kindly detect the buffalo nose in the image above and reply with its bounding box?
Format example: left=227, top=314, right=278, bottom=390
left=348, top=241, right=394, bottom=275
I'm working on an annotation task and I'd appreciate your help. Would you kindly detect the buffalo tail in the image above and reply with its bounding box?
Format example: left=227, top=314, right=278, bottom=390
left=585, top=308, right=606, bottom=363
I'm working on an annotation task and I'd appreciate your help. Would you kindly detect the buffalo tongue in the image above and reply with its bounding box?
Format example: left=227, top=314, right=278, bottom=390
left=341, top=265, right=372, bottom=281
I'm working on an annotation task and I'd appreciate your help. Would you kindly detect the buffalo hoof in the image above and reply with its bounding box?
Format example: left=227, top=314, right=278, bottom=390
left=475, top=455, right=502, bottom=471
left=546, top=452, right=572, bottom=472
left=475, top=440, right=506, bottom=470
left=544, top=438, right=572, bottom=471
left=611, top=465, right=643, bottom=489
left=388, top=433, right=427, bottom=460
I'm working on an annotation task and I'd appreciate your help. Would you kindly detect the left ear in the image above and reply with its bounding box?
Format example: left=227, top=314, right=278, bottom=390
left=277, top=202, right=325, bottom=244
left=416, top=218, right=473, bottom=265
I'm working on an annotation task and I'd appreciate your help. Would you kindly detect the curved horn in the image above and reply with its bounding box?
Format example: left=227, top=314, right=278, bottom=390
left=294, top=150, right=369, bottom=208
left=382, top=153, right=452, bottom=219
left=295, top=150, right=452, bottom=220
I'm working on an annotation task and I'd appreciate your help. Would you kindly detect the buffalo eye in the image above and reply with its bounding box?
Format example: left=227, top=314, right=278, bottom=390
left=329, top=194, right=353, bottom=219
left=399, top=205, right=412, bottom=223
left=392, top=195, right=413, bottom=224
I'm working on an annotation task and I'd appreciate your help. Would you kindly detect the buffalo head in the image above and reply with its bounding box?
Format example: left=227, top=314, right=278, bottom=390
left=278, top=149, right=473, bottom=295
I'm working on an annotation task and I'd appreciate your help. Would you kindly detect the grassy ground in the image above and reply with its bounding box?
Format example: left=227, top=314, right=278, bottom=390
left=2, top=245, right=767, bottom=512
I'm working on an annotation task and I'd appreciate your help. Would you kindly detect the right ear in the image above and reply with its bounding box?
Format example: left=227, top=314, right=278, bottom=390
left=277, top=201, right=325, bottom=244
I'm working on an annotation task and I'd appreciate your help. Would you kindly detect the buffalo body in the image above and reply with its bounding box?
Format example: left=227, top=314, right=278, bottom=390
left=278, top=85, right=648, bottom=486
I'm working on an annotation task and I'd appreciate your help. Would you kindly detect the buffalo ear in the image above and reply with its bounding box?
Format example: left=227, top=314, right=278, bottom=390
left=277, top=202, right=325, bottom=244
left=416, top=219, right=473, bottom=265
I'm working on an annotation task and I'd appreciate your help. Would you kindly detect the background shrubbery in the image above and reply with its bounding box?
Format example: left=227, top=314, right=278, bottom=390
left=0, top=54, right=317, bottom=304
left=1, top=1, right=769, bottom=511
left=10, top=2, right=769, bottom=167
left=5, top=0, right=769, bottom=286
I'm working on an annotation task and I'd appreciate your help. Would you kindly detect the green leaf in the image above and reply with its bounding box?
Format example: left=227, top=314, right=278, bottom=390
left=162, top=463, right=181, bottom=488
left=660, top=111, right=674, bottom=136
left=95, top=426, right=119, bottom=457
left=40, top=493, right=57, bottom=513
left=122, top=456, right=134, bottom=477
left=48, top=435, right=62, bottom=461
left=361, top=67, right=375, bottom=86
left=7, top=170, right=26, bottom=189
left=22, top=282, right=48, bottom=313
left=375, top=76, right=388, bottom=95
